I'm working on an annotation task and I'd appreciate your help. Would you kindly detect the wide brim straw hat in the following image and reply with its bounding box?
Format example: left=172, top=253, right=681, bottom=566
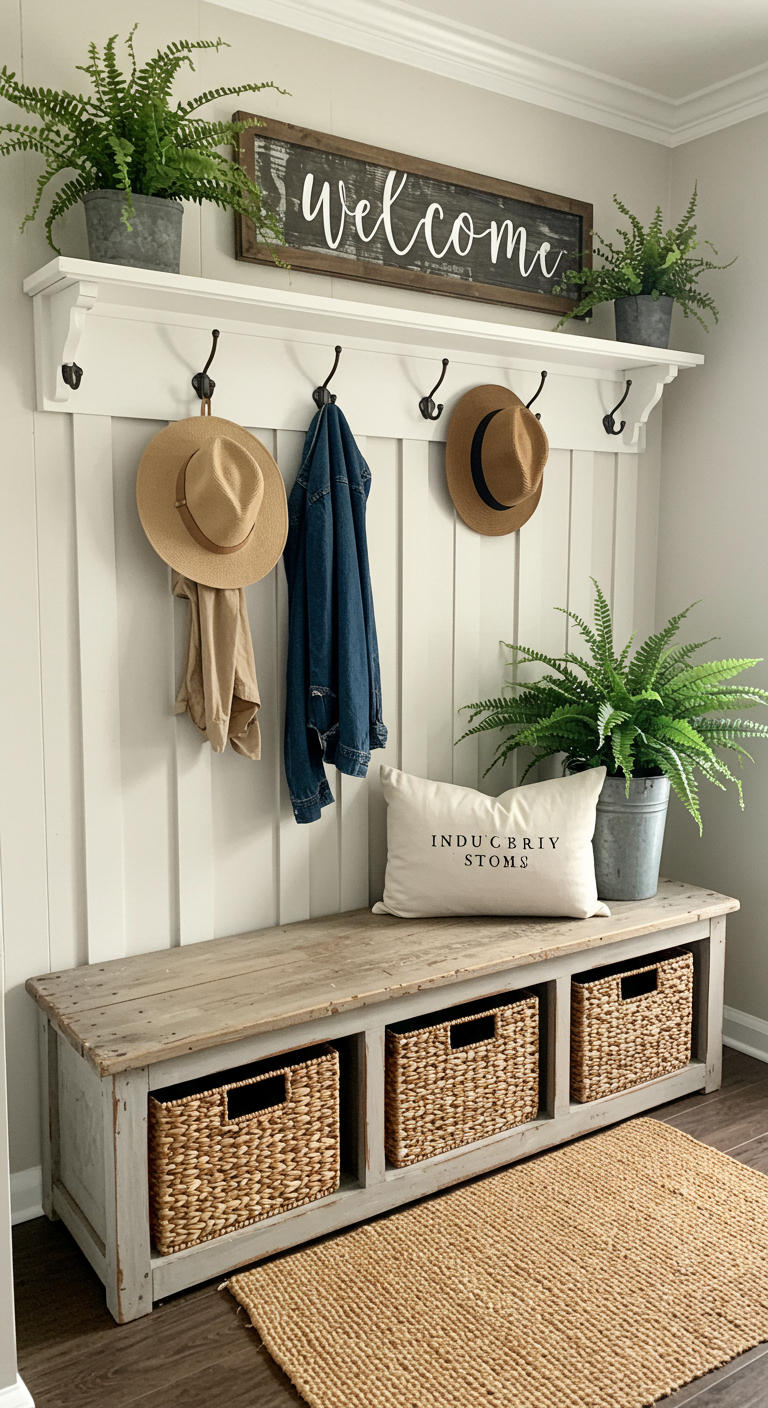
left=137, top=415, right=288, bottom=589
left=445, top=385, right=549, bottom=536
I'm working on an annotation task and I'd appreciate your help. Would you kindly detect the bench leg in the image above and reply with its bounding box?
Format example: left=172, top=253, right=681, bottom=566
left=699, top=916, right=726, bottom=1093
left=547, top=975, right=571, bottom=1119
left=102, top=1067, right=152, bottom=1323
left=37, top=1012, right=60, bottom=1221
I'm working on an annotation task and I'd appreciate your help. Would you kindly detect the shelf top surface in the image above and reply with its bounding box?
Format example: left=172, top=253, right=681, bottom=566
left=27, top=878, right=736, bottom=1076
left=23, top=257, right=704, bottom=374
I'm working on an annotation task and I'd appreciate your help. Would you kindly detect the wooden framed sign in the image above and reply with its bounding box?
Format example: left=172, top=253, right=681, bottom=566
left=234, top=114, right=592, bottom=316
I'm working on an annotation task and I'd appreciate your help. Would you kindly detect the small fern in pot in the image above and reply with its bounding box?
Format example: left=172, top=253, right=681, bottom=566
left=0, top=26, right=285, bottom=273
left=460, top=583, right=768, bottom=900
left=553, top=187, right=734, bottom=348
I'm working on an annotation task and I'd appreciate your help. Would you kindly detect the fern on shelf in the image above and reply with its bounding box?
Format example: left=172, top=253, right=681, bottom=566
left=0, top=26, right=285, bottom=254
left=554, top=187, right=734, bottom=331
left=459, top=582, right=768, bottom=830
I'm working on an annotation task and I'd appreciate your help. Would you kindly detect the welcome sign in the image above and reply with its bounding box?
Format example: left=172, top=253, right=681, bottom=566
left=234, top=115, right=592, bottom=315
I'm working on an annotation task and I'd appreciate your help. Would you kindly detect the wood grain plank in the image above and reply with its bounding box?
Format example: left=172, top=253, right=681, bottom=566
left=103, top=1069, right=152, bottom=1323
left=25, top=883, right=736, bottom=1076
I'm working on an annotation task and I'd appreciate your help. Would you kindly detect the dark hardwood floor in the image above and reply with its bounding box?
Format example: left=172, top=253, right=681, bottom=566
left=12, top=1046, right=768, bottom=1408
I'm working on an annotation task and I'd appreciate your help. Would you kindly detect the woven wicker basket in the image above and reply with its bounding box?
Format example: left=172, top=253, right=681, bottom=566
left=571, top=949, right=693, bottom=1103
left=385, top=992, right=539, bottom=1168
left=148, top=1044, right=339, bottom=1255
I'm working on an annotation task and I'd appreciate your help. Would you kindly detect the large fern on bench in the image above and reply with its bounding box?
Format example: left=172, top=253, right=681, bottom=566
left=459, top=581, right=768, bottom=830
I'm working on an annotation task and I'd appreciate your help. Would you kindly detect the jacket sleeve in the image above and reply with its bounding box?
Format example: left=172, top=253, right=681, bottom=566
left=283, top=415, right=335, bottom=824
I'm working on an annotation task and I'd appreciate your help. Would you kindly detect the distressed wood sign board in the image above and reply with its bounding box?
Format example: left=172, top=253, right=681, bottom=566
left=234, top=114, right=592, bottom=315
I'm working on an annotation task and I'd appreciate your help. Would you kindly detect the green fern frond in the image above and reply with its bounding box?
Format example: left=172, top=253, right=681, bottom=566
left=460, top=584, right=767, bottom=829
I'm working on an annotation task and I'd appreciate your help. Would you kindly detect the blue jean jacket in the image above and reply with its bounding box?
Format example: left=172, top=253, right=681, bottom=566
left=283, top=404, right=387, bottom=824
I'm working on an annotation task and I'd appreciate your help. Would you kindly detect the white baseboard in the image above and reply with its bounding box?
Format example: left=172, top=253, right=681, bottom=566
left=723, top=1005, right=768, bottom=1065
left=10, top=1168, right=43, bottom=1226
left=0, top=1377, right=35, bottom=1407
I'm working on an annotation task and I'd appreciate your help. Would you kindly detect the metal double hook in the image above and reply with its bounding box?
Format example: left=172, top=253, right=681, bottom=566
left=419, top=358, right=449, bottom=420
left=313, top=346, right=343, bottom=409
left=603, top=379, right=632, bottom=436
left=192, top=329, right=220, bottom=404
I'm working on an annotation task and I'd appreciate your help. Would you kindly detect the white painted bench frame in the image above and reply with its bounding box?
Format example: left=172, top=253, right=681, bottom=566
left=36, top=912, right=725, bottom=1324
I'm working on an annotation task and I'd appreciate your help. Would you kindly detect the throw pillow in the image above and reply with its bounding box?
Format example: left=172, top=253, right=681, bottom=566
left=373, top=765, right=609, bottom=919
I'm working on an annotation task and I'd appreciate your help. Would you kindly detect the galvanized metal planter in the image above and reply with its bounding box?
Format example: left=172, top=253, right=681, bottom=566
left=592, top=773, right=670, bottom=901
left=82, top=190, right=183, bottom=274
left=614, top=294, right=673, bottom=349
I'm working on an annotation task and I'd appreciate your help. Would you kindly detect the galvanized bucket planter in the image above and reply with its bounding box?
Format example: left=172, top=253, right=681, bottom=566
left=592, top=773, right=670, bottom=901
left=82, top=190, right=183, bottom=274
left=614, top=294, right=673, bottom=349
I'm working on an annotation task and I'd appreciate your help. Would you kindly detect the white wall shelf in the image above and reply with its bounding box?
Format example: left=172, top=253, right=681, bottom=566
left=24, top=258, right=703, bottom=452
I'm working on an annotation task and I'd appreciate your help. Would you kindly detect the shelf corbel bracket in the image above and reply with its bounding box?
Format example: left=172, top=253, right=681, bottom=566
left=35, top=278, right=98, bottom=407
left=619, top=363, right=679, bottom=452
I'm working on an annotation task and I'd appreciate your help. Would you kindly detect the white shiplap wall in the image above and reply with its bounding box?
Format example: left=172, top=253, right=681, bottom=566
left=32, top=404, right=658, bottom=969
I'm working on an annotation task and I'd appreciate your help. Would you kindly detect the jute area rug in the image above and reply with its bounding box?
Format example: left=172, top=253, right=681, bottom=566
left=228, top=1118, right=768, bottom=1408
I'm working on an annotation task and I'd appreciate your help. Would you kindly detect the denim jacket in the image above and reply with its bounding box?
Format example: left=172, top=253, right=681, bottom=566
left=283, top=404, right=387, bottom=823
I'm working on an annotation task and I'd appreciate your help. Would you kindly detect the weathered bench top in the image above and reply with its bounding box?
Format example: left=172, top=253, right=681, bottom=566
left=27, top=878, right=738, bottom=1077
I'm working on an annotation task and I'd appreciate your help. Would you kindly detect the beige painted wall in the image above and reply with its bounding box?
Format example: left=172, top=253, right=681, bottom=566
left=0, top=0, right=674, bottom=1176
left=659, top=115, right=768, bottom=1022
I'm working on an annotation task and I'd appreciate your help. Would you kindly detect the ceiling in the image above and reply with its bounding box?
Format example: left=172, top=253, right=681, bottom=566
left=221, top=0, right=768, bottom=144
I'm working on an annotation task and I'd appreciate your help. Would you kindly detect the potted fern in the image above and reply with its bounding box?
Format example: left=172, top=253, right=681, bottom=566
left=554, top=188, right=733, bottom=348
left=460, top=584, right=768, bottom=901
left=0, top=27, right=284, bottom=274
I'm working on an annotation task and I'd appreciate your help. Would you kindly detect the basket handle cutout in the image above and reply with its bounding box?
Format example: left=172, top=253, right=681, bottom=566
left=450, top=1014, right=496, bottom=1049
left=621, top=969, right=658, bottom=1001
left=225, top=1072, right=286, bottom=1121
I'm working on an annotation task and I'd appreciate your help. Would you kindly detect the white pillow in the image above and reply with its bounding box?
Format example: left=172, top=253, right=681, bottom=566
left=373, top=766, right=609, bottom=920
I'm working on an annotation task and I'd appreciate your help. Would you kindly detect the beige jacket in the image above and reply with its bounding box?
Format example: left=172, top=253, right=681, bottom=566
left=172, top=572, right=261, bottom=758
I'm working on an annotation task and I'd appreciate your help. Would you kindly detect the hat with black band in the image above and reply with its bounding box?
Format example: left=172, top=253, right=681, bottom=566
left=446, top=385, right=548, bottom=536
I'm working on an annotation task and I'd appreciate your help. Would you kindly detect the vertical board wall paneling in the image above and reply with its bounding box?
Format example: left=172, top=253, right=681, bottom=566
left=426, top=441, right=456, bottom=786
left=613, top=453, right=639, bottom=649
left=338, top=431, right=371, bottom=914
left=36, top=412, right=652, bottom=988
left=210, top=428, right=280, bottom=939
left=566, top=451, right=596, bottom=647
left=476, top=529, right=518, bottom=795
left=399, top=440, right=430, bottom=779
left=451, top=518, right=481, bottom=788
left=274, top=428, right=311, bottom=926
left=112, top=419, right=178, bottom=956
left=34, top=411, right=86, bottom=975
left=365, top=436, right=400, bottom=906
left=590, top=453, right=618, bottom=611
left=72, top=415, right=126, bottom=964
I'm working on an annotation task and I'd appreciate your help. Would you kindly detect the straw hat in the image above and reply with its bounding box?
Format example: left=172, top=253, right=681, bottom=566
left=136, top=415, right=288, bottom=588
left=445, top=386, right=549, bottom=536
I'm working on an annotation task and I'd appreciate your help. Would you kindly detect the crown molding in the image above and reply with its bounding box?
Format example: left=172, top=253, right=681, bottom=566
left=219, top=0, right=768, bottom=147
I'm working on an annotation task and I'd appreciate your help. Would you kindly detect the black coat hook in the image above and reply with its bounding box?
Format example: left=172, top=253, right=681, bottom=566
left=192, top=329, right=220, bottom=402
left=61, top=362, right=83, bottom=391
left=603, top=379, right=632, bottom=436
left=313, top=345, right=343, bottom=409
left=419, top=358, right=449, bottom=420
left=525, top=370, right=547, bottom=421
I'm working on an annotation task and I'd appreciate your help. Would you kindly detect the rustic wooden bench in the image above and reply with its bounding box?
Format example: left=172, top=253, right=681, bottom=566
left=27, top=878, right=737, bottom=1324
